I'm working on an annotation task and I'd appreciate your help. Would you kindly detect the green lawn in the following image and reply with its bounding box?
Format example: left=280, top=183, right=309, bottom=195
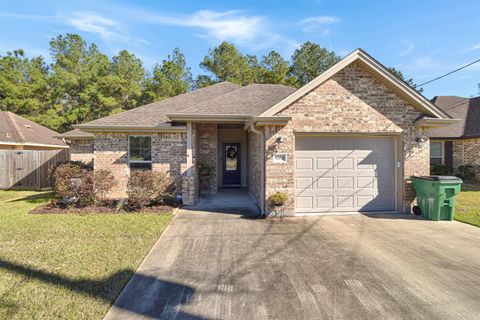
left=455, top=183, right=480, bottom=227
left=0, top=190, right=172, bottom=319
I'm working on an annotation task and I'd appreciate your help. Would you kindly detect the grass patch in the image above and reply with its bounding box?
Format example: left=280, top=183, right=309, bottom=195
left=455, top=183, right=480, bottom=227
left=0, top=190, right=172, bottom=319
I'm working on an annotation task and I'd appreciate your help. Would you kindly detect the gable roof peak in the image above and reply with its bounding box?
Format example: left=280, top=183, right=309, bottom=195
left=259, top=48, right=451, bottom=119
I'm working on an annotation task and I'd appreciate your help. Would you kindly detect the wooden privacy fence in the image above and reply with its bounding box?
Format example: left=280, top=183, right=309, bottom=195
left=0, top=149, right=70, bottom=189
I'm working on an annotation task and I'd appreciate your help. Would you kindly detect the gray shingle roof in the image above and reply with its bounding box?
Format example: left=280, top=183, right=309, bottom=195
left=77, top=82, right=241, bottom=128
left=428, top=96, right=480, bottom=138
left=55, top=129, right=94, bottom=139
left=0, top=111, right=67, bottom=147
left=173, top=84, right=296, bottom=116
left=76, top=82, right=296, bottom=129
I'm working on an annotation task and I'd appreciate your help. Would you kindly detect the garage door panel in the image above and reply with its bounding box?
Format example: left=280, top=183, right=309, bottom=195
left=336, top=196, right=355, bottom=209
left=296, top=157, right=313, bottom=170
left=316, top=196, right=334, bottom=209
left=337, top=157, right=354, bottom=169
left=336, top=176, right=354, bottom=189
left=296, top=196, right=313, bottom=209
left=296, top=177, right=313, bottom=189
left=316, top=177, right=334, bottom=189
left=357, top=176, right=375, bottom=188
left=316, top=157, right=334, bottom=169
left=295, top=136, right=396, bottom=214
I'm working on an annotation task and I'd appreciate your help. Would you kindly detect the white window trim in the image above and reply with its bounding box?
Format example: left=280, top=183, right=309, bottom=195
left=128, top=135, right=153, bottom=167
left=430, top=141, right=444, bottom=164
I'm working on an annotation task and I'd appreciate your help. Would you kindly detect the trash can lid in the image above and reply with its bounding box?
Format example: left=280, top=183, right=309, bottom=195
left=412, top=175, right=462, bottom=182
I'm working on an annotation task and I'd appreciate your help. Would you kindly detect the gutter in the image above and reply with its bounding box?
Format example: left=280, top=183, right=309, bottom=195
left=248, top=122, right=266, bottom=215
left=72, top=124, right=187, bottom=133
left=415, top=117, right=460, bottom=128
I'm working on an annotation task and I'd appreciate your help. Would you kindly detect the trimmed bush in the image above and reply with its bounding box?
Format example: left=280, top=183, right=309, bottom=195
left=93, top=169, right=117, bottom=201
left=431, top=164, right=453, bottom=176
left=456, top=165, right=477, bottom=181
left=127, top=171, right=175, bottom=209
left=51, top=163, right=94, bottom=207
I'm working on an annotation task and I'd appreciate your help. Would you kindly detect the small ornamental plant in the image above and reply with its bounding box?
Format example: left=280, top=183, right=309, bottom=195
left=267, top=191, right=288, bottom=207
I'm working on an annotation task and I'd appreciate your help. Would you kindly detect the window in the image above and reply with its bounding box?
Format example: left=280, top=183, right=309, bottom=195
left=129, top=136, right=152, bottom=170
left=430, top=141, right=443, bottom=166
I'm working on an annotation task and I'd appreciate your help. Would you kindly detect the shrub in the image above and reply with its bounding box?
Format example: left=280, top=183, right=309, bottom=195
left=267, top=191, right=289, bottom=207
left=456, top=165, right=477, bottom=181
left=431, top=164, right=453, bottom=175
left=93, top=169, right=117, bottom=201
left=127, top=171, right=175, bottom=209
left=51, top=163, right=94, bottom=207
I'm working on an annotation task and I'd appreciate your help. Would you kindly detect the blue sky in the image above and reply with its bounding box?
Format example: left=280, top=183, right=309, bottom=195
left=0, top=0, right=479, bottom=99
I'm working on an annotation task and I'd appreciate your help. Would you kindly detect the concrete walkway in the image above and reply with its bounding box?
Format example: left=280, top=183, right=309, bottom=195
left=104, top=209, right=480, bottom=320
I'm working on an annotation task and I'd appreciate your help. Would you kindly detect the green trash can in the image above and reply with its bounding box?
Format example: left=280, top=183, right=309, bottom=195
left=411, top=176, right=462, bottom=221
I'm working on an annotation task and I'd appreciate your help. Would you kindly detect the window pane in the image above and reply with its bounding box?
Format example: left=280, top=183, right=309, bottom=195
left=129, top=136, right=152, bottom=161
left=130, top=162, right=152, bottom=171
left=430, top=142, right=442, bottom=158
left=430, top=157, right=442, bottom=166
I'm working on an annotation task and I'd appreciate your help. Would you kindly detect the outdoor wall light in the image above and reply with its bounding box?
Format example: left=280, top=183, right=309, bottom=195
left=276, top=136, right=285, bottom=144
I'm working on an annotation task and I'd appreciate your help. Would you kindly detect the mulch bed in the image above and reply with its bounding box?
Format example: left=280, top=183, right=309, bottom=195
left=30, top=201, right=176, bottom=215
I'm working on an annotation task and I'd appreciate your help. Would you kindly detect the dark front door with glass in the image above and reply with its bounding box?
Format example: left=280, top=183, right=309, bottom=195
left=223, top=143, right=241, bottom=186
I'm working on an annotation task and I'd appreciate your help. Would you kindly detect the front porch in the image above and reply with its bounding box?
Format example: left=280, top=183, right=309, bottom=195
left=182, top=122, right=263, bottom=210
left=190, top=188, right=260, bottom=215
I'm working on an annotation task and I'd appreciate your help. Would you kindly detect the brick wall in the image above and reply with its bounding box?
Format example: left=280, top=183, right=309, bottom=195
left=94, top=132, right=187, bottom=199
left=181, top=124, right=198, bottom=205
left=453, top=138, right=480, bottom=179
left=265, top=62, right=429, bottom=214
left=69, top=139, right=94, bottom=164
left=248, top=130, right=262, bottom=206
left=197, top=123, right=218, bottom=194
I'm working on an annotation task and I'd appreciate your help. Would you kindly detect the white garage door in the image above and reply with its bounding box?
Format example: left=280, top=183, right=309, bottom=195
left=295, top=136, right=396, bottom=214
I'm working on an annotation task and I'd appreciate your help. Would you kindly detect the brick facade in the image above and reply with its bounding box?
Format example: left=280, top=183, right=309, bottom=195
left=197, top=123, right=218, bottom=194
left=453, top=138, right=480, bottom=179
left=69, top=139, right=94, bottom=164
left=248, top=130, right=262, bottom=206
left=94, top=132, right=187, bottom=199
left=264, top=62, right=429, bottom=214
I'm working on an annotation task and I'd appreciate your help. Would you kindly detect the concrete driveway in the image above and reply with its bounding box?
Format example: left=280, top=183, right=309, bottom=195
left=105, top=208, right=480, bottom=320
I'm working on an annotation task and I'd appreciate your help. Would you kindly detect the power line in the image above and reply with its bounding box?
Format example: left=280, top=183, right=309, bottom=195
left=417, top=58, right=480, bottom=87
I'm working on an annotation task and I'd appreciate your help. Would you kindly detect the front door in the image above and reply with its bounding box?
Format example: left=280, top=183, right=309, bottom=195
left=223, top=143, right=241, bottom=186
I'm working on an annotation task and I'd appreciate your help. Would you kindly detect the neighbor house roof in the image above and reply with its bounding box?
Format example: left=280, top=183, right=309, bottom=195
left=55, top=129, right=94, bottom=140
left=0, top=111, right=68, bottom=148
left=428, top=96, right=480, bottom=139
left=75, top=82, right=242, bottom=131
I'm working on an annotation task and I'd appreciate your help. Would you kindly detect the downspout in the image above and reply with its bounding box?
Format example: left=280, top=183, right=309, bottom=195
left=249, top=122, right=266, bottom=215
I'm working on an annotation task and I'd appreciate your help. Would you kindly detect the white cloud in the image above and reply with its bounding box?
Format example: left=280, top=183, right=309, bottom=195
left=399, top=40, right=415, bottom=57
left=467, top=43, right=480, bottom=51
left=299, top=15, right=341, bottom=34
left=65, top=12, right=148, bottom=46
left=144, top=10, right=266, bottom=44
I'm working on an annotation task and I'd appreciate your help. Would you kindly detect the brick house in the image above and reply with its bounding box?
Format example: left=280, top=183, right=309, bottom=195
left=428, top=96, right=480, bottom=179
left=62, top=49, right=456, bottom=215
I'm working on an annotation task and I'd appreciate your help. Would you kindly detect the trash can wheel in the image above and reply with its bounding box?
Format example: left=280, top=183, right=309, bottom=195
left=412, top=205, right=422, bottom=216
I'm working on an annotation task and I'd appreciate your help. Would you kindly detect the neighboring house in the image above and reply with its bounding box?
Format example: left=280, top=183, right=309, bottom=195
left=0, top=111, right=68, bottom=150
left=0, top=111, right=69, bottom=189
left=428, top=96, right=480, bottom=176
left=71, top=49, right=455, bottom=215
left=56, top=129, right=95, bottom=164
